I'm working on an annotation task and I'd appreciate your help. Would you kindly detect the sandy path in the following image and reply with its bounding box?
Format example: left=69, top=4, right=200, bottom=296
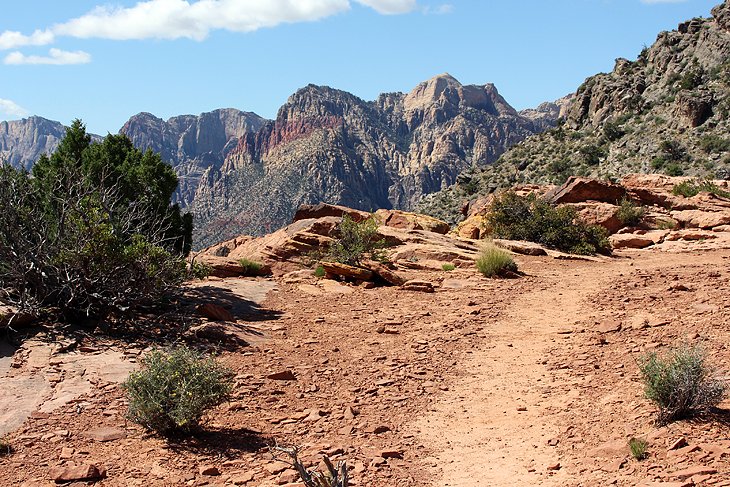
left=415, top=259, right=619, bottom=486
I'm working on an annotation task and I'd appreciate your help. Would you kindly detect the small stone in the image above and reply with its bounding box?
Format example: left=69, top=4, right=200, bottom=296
left=546, top=462, right=561, bottom=471
left=49, top=463, right=106, bottom=482
left=344, top=406, right=359, bottom=420
left=264, top=461, right=289, bottom=475
left=196, top=303, right=235, bottom=322
left=267, top=370, right=296, bottom=381
left=83, top=427, right=126, bottom=442
left=547, top=438, right=559, bottom=447
left=199, top=465, right=221, bottom=476
left=230, top=471, right=255, bottom=484
left=517, top=406, right=527, bottom=412
left=672, top=466, right=716, bottom=480
left=278, top=470, right=299, bottom=484
left=59, top=447, right=75, bottom=459
left=381, top=449, right=404, bottom=459
left=669, top=437, right=688, bottom=450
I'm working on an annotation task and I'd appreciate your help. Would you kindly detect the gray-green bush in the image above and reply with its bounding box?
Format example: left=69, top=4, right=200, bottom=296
left=123, top=346, right=233, bottom=434
left=326, top=215, right=387, bottom=266
left=638, top=344, right=726, bottom=424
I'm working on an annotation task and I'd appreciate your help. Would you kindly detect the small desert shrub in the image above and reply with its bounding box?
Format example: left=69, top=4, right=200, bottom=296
left=275, top=446, right=348, bottom=487
left=485, top=191, right=611, bottom=255
left=665, top=163, right=685, bottom=177
left=638, top=344, right=726, bottom=424
left=123, top=346, right=233, bottom=434
left=238, top=258, right=264, bottom=276
left=629, top=437, right=648, bottom=461
left=189, top=261, right=212, bottom=280
left=616, top=198, right=645, bottom=227
left=672, top=179, right=730, bottom=198
left=476, top=243, right=517, bottom=278
left=0, top=437, right=11, bottom=456
left=699, top=134, right=730, bottom=154
left=326, top=215, right=387, bottom=266
left=655, top=219, right=677, bottom=230
left=442, top=263, right=456, bottom=272
left=314, top=265, right=326, bottom=278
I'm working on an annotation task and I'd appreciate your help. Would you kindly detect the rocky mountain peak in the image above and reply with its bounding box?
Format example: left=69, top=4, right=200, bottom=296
left=191, top=74, right=555, bottom=246
left=121, top=108, right=266, bottom=206
left=403, top=74, right=520, bottom=124
left=421, top=2, right=730, bottom=224
left=0, top=116, right=88, bottom=170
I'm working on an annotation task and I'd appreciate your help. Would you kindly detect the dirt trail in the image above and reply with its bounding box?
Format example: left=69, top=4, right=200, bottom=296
left=416, top=259, right=620, bottom=486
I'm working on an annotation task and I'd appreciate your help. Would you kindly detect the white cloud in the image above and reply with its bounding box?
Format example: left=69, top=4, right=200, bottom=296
left=4, top=48, right=92, bottom=65
left=354, top=0, right=416, bottom=14
left=0, top=29, right=55, bottom=50
left=52, top=0, right=354, bottom=41
left=0, top=98, right=29, bottom=118
left=0, top=0, right=417, bottom=49
left=423, top=3, right=453, bottom=15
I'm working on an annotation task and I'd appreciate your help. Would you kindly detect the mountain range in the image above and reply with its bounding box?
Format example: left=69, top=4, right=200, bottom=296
left=420, top=1, right=730, bottom=222
left=4, top=3, right=728, bottom=246
left=1, top=75, right=560, bottom=247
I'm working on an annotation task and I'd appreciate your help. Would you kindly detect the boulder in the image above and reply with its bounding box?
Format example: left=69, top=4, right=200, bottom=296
left=665, top=230, right=718, bottom=241
left=374, top=209, right=450, bottom=234
left=0, top=307, right=37, bottom=329
left=321, top=262, right=374, bottom=281
left=361, top=260, right=407, bottom=286
left=493, top=239, right=548, bottom=256
left=49, top=463, right=107, bottom=483
left=293, top=203, right=370, bottom=223
left=184, top=322, right=249, bottom=347
left=567, top=201, right=623, bottom=234
left=670, top=209, right=730, bottom=229
left=675, top=91, right=713, bottom=128
left=194, top=255, right=271, bottom=278
left=402, top=280, right=435, bottom=292
left=196, top=303, right=236, bottom=322
left=545, top=176, right=627, bottom=205
left=455, top=214, right=486, bottom=239
left=610, top=233, right=656, bottom=249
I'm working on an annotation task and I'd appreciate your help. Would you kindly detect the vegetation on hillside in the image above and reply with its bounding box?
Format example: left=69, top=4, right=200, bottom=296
left=419, top=6, right=730, bottom=224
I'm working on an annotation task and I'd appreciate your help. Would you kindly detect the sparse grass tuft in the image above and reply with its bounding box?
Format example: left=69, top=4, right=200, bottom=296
left=442, top=263, right=456, bottom=272
left=314, top=265, right=326, bottom=278
left=123, top=346, right=234, bottom=435
left=476, top=242, right=517, bottom=278
left=629, top=437, right=648, bottom=461
left=638, top=344, right=726, bottom=424
left=239, top=258, right=264, bottom=276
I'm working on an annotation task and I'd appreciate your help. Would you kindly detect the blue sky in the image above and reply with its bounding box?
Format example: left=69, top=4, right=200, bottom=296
left=0, top=0, right=721, bottom=135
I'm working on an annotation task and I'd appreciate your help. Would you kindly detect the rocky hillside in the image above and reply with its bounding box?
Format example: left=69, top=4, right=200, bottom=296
left=191, top=74, right=555, bottom=247
left=120, top=109, right=265, bottom=205
left=0, top=117, right=70, bottom=170
left=421, top=2, right=730, bottom=223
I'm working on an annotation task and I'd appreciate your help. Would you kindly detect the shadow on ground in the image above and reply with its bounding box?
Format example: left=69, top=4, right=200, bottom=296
left=165, top=426, right=270, bottom=457
left=185, top=285, right=284, bottom=323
